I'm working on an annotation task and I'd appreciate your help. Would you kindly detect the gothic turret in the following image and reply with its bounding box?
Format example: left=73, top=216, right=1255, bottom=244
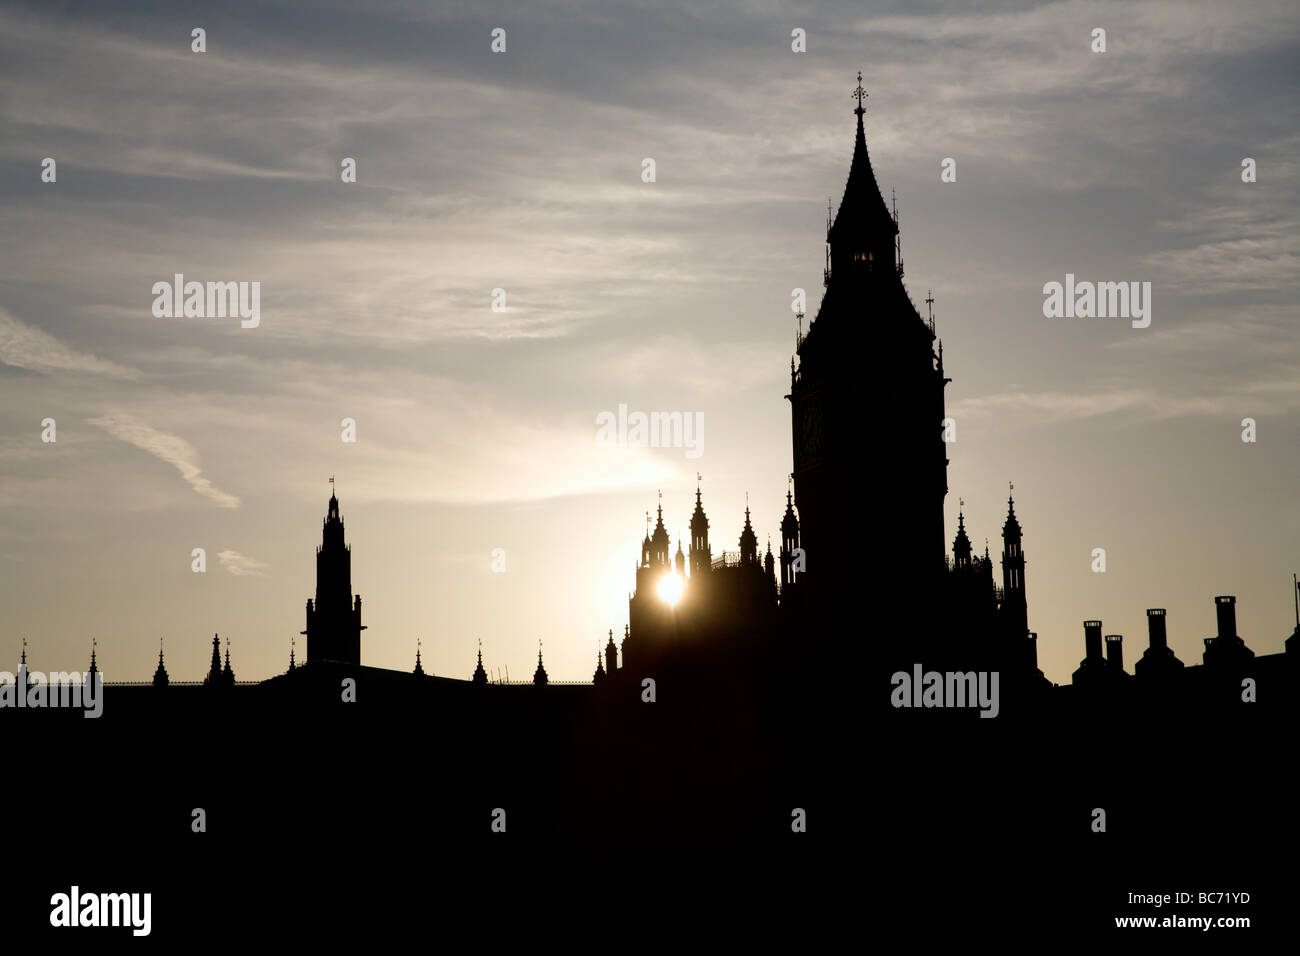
left=472, top=640, right=488, bottom=684
left=604, top=628, right=618, bottom=676
left=413, top=639, right=425, bottom=676
left=152, top=641, right=169, bottom=688
left=204, top=633, right=222, bottom=685
left=650, top=495, right=670, bottom=568
left=688, top=482, right=711, bottom=577
left=739, top=499, right=758, bottom=566
left=952, top=509, right=972, bottom=571
left=675, top=538, right=686, bottom=577
left=304, top=482, right=365, bottom=666
left=533, top=643, right=548, bottom=686
left=221, top=640, right=235, bottom=686
left=1000, top=487, right=1029, bottom=641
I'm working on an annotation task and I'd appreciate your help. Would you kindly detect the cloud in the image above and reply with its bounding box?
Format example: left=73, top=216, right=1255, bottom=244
left=952, top=380, right=1300, bottom=426
left=0, top=307, right=138, bottom=379
left=87, top=413, right=241, bottom=508
left=217, top=549, right=267, bottom=576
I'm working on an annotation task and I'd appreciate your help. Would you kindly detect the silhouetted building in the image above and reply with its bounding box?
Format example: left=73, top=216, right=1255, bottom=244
left=303, top=489, right=365, bottom=666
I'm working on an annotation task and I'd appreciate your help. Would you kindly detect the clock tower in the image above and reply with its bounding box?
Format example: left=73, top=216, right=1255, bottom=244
left=788, top=75, right=950, bottom=611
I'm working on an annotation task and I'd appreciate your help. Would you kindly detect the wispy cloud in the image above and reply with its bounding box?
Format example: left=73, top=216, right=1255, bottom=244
left=0, top=307, right=138, bottom=379
left=953, top=380, right=1300, bottom=425
left=217, top=549, right=267, bottom=576
left=87, top=413, right=240, bottom=508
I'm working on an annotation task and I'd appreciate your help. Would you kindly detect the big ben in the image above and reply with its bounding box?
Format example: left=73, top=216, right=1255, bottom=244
left=788, top=75, right=950, bottom=614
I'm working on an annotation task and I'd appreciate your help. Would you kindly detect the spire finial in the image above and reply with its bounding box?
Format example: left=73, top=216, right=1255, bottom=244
left=20, top=636, right=27, bottom=666
left=853, top=70, right=866, bottom=116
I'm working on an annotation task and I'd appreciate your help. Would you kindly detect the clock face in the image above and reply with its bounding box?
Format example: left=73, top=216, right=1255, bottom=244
left=796, top=393, right=823, bottom=466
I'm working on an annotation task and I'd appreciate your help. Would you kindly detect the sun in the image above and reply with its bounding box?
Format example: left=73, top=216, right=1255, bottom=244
left=657, top=572, right=684, bottom=607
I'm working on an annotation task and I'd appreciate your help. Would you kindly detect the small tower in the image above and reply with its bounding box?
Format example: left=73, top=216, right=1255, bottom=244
left=739, top=495, right=759, bottom=566
left=413, top=638, right=425, bottom=676
left=87, top=638, right=98, bottom=678
left=533, top=641, right=548, bottom=686
left=289, top=636, right=297, bottom=672
left=221, top=639, right=235, bottom=686
left=951, top=505, right=972, bottom=571
left=472, top=639, right=488, bottom=685
left=764, top=536, right=776, bottom=584
left=641, top=511, right=652, bottom=569
left=604, top=628, right=619, bottom=676
left=1000, top=485, right=1028, bottom=640
left=650, top=493, right=670, bottom=568
left=688, top=477, right=711, bottom=577
left=674, top=537, right=686, bottom=578
left=779, top=485, right=800, bottom=589
left=153, top=639, right=169, bottom=688
left=204, top=633, right=222, bottom=685
left=593, top=646, right=606, bottom=684
left=304, top=480, right=365, bottom=666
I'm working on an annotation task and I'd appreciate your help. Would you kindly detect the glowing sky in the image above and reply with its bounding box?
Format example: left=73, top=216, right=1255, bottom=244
left=1, top=0, right=1296, bottom=684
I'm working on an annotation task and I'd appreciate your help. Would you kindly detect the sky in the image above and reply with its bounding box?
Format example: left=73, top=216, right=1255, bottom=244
left=0, top=0, right=1296, bottom=685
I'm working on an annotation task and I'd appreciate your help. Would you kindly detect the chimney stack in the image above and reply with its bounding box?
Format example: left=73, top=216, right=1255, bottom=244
left=1105, top=634, right=1124, bottom=671
left=1146, top=608, right=1167, bottom=649
left=1084, top=620, right=1103, bottom=661
left=1215, top=595, right=1237, bottom=641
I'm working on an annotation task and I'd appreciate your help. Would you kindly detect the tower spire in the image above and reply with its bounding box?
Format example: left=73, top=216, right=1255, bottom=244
left=827, top=71, right=899, bottom=276
left=413, top=638, right=425, bottom=676
left=153, top=638, right=169, bottom=687
left=605, top=627, right=618, bottom=676
left=472, top=637, right=487, bottom=684
left=533, top=639, right=548, bottom=686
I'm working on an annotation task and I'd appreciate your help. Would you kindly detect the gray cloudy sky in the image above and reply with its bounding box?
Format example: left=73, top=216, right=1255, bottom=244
left=1, top=0, right=1296, bottom=684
